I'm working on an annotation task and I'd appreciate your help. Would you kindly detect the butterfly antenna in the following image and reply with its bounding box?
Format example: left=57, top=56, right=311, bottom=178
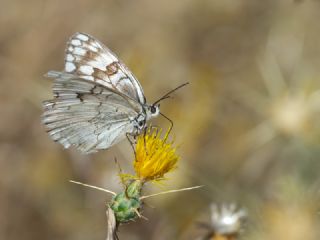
left=153, top=82, right=189, bottom=105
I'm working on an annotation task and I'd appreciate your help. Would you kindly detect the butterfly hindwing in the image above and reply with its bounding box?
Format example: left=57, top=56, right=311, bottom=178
left=42, top=71, right=141, bottom=153
left=65, top=32, right=146, bottom=104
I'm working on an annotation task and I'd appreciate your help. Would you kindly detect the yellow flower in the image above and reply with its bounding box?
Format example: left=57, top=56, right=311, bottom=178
left=134, top=127, right=179, bottom=182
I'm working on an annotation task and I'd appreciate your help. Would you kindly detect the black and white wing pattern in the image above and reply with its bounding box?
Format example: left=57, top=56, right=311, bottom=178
left=42, top=32, right=153, bottom=153
left=42, top=71, right=142, bottom=153
left=64, top=32, right=146, bottom=104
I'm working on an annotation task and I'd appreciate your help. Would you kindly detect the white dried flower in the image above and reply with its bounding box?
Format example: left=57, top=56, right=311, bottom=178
left=210, top=203, right=246, bottom=235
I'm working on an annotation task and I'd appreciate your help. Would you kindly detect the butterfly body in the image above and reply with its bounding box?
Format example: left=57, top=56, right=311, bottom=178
left=42, top=33, right=159, bottom=153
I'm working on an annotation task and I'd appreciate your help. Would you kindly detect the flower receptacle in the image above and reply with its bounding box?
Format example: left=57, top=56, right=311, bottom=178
left=109, top=180, right=143, bottom=223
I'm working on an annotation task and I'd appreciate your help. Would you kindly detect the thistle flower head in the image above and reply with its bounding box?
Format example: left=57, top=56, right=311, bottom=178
left=110, top=180, right=143, bottom=223
left=133, top=127, right=179, bottom=182
left=210, top=203, right=246, bottom=236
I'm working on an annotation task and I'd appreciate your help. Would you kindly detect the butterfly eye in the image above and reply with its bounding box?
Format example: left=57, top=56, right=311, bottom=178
left=150, top=106, right=157, bottom=114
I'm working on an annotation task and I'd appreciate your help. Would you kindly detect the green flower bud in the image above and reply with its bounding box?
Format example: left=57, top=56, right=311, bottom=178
left=110, top=180, right=143, bottom=223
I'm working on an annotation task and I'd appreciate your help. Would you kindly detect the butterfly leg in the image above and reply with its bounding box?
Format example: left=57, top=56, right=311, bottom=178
left=159, top=112, right=173, bottom=141
left=142, top=125, right=160, bottom=156
left=142, top=127, right=148, bottom=155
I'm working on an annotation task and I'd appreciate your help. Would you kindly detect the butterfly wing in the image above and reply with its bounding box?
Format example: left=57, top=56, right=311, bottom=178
left=65, top=32, right=146, bottom=105
left=42, top=71, right=142, bottom=153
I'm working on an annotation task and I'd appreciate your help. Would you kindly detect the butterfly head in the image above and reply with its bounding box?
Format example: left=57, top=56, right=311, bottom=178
left=134, top=105, right=159, bottom=135
left=147, top=104, right=160, bottom=119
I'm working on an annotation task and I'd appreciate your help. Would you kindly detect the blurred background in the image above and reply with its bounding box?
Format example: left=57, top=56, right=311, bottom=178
left=1, top=0, right=320, bottom=239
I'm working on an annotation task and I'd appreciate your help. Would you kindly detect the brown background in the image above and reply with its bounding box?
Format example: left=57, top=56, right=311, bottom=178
left=1, top=0, right=320, bottom=239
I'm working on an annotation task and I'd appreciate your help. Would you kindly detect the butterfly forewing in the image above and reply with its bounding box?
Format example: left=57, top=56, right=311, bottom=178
left=65, top=32, right=146, bottom=104
left=42, top=32, right=158, bottom=153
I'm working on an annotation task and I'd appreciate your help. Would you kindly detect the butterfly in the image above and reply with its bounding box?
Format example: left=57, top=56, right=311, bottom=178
left=42, top=32, right=186, bottom=153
